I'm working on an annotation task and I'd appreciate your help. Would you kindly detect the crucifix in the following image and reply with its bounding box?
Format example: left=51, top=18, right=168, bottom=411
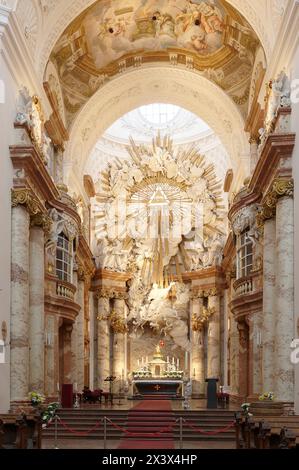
left=154, top=384, right=161, bottom=391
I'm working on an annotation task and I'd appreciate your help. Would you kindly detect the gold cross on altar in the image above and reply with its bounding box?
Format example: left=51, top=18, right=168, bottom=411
left=154, top=385, right=161, bottom=391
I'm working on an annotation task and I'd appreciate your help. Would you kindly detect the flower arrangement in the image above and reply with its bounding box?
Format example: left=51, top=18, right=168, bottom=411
left=241, top=403, right=252, bottom=417
left=29, top=391, right=45, bottom=407
left=163, top=370, right=184, bottom=379
left=259, top=392, right=274, bottom=401
left=41, top=402, right=59, bottom=428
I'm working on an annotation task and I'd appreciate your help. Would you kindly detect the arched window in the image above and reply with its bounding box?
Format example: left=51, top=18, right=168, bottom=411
left=236, top=229, right=253, bottom=279
left=56, top=233, right=72, bottom=282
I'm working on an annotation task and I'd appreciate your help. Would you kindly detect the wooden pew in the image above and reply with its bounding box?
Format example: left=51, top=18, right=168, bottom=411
left=0, top=414, right=27, bottom=449
left=234, top=412, right=246, bottom=448
left=24, top=414, right=42, bottom=449
left=258, top=417, right=299, bottom=449
left=235, top=414, right=299, bottom=449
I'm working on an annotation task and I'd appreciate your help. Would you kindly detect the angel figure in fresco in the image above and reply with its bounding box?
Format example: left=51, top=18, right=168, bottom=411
left=196, top=1, right=224, bottom=34
left=190, top=32, right=208, bottom=51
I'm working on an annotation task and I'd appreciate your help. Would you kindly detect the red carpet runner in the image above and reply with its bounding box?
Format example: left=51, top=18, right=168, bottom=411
left=117, top=400, right=175, bottom=449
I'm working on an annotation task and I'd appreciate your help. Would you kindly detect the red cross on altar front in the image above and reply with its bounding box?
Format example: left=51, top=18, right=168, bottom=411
left=154, top=384, right=161, bottom=391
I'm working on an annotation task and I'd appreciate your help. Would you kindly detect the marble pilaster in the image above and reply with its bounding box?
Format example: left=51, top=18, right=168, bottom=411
left=274, top=196, right=294, bottom=401
left=262, top=217, right=276, bottom=392
left=10, top=205, right=30, bottom=402
left=97, top=295, right=110, bottom=390
left=29, top=225, right=45, bottom=394
left=207, top=295, right=221, bottom=379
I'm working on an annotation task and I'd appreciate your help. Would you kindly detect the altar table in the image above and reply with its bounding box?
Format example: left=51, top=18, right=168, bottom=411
left=133, top=379, right=183, bottom=398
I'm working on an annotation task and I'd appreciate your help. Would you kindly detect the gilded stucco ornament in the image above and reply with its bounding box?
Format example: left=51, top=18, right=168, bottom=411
left=97, top=308, right=128, bottom=334
left=192, top=287, right=221, bottom=299
left=30, top=213, right=52, bottom=234
left=192, top=307, right=216, bottom=332
left=257, top=178, right=294, bottom=226
left=11, top=188, right=41, bottom=215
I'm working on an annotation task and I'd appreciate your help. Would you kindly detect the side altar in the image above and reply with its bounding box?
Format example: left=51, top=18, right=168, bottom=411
left=131, top=345, right=184, bottom=398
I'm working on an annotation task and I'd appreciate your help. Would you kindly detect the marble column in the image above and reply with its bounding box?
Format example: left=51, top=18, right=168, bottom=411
left=71, top=272, right=78, bottom=387
left=63, top=324, right=73, bottom=383
left=97, top=294, right=110, bottom=390
left=274, top=196, right=294, bottom=401
left=45, top=315, right=55, bottom=397
left=191, top=296, right=205, bottom=396
left=229, top=316, right=239, bottom=396
left=251, top=312, right=263, bottom=396
left=238, top=322, right=249, bottom=398
left=207, top=295, right=221, bottom=379
left=10, top=205, right=30, bottom=402
left=76, top=279, right=85, bottom=391
left=113, top=297, right=126, bottom=381
left=29, top=224, right=45, bottom=394
left=262, top=217, right=276, bottom=392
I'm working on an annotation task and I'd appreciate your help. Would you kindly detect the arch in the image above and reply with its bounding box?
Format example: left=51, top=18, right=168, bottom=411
left=65, top=65, right=249, bottom=182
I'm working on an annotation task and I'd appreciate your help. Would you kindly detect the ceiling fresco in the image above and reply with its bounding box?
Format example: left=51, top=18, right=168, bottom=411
left=48, top=0, right=261, bottom=128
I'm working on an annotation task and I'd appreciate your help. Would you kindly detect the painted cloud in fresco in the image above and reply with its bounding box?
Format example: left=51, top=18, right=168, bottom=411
left=78, top=0, right=225, bottom=69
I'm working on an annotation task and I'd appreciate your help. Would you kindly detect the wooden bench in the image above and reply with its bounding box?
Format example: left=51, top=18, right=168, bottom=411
left=235, top=413, right=299, bottom=449
left=0, top=413, right=42, bottom=449
left=258, top=417, right=299, bottom=449
left=24, top=413, right=42, bottom=449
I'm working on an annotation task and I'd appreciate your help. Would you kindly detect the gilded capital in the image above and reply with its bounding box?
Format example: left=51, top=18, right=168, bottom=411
left=257, top=178, right=293, bottom=226
left=30, top=213, right=52, bottom=233
left=96, top=287, right=111, bottom=299
left=11, top=188, right=41, bottom=216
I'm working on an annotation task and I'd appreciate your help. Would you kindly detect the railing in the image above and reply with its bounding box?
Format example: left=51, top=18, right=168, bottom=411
left=233, top=276, right=253, bottom=297
left=56, top=281, right=76, bottom=300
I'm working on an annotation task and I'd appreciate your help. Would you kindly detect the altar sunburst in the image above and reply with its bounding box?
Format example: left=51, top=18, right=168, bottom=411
left=92, top=133, right=226, bottom=286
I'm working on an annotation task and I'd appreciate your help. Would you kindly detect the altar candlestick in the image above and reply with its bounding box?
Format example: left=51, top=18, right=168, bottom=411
left=177, top=358, right=179, bottom=368
left=137, top=359, right=140, bottom=367
left=167, top=356, right=169, bottom=363
left=57, top=382, right=60, bottom=392
left=172, top=357, right=175, bottom=365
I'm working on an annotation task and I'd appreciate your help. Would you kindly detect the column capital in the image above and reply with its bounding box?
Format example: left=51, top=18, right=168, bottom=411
left=96, top=287, right=112, bottom=299
left=191, top=287, right=221, bottom=299
left=11, top=188, right=44, bottom=216
left=192, top=306, right=215, bottom=331
left=257, top=178, right=294, bottom=226
left=30, top=213, right=52, bottom=233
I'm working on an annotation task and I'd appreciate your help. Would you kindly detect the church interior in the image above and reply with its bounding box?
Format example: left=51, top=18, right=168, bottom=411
left=0, top=0, right=299, bottom=450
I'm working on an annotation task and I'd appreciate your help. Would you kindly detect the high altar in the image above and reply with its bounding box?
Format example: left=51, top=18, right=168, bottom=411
left=132, top=345, right=184, bottom=398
